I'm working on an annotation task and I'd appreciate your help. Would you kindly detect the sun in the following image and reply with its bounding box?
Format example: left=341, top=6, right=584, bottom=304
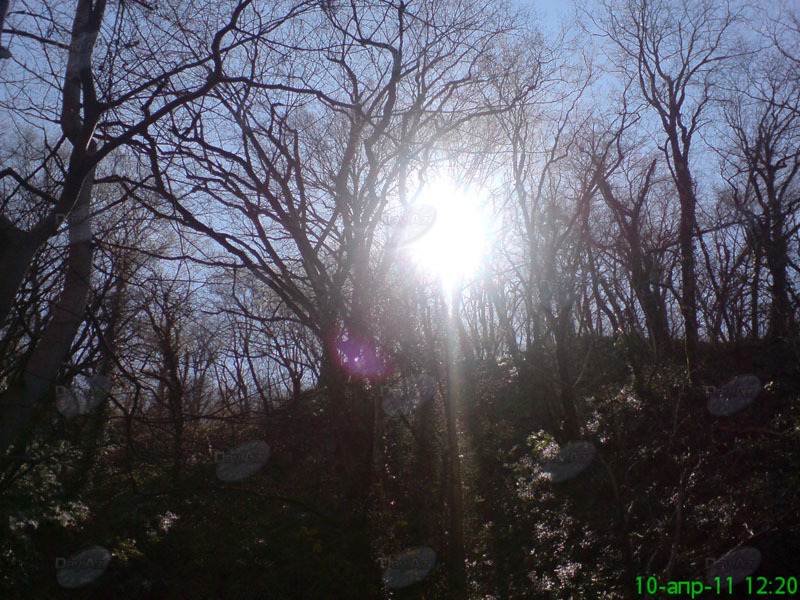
left=403, top=177, right=490, bottom=292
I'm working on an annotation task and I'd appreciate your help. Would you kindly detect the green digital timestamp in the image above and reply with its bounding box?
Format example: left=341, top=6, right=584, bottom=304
left=636, top=576, right=733, bottom=596
left=635, top=576, right=798, bottom=596
left=745, top=576, right=798, bottom=595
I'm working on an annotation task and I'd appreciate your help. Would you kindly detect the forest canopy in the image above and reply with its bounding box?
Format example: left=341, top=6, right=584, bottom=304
left=1, top=0, right=799, bottom=598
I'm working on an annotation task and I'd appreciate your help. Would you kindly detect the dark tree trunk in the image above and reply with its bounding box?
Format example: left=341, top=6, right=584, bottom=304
left=444, top=291, right=469, bottom=599
left=765, top=218, right=790, bottom=341
left=0, top=164, right=96, bottom=454
left=672, top=150, right=700, bottom=384
left=554, top=307, right=579, bottom=442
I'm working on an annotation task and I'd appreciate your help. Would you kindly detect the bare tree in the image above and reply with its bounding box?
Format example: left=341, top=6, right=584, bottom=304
left=590, top=0, right=746, bottom=382
left=0, top=0, right=287, bottom=454
left=585, top=109, right=673, bottom=357
left=718, top=49, right=800, bottom=343
left=122, top=3, right=538, bottom=595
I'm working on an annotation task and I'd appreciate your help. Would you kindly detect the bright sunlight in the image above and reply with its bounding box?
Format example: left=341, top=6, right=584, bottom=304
left=404, top=177, right=490, bottom=292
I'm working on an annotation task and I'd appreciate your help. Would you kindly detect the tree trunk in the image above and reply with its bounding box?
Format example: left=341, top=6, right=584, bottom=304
left=445, top=290, right=469, bottom=599
left=765, top=220, right=790, bottom=341
left=672, top=151, right=700, bottom=384
left=554, top=307, right=579, bottom=442
left=0, top=163, right=96, bottom=454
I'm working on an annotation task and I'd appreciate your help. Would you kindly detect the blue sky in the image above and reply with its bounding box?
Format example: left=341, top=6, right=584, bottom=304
left=515, top=0, right=578, bottom=34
